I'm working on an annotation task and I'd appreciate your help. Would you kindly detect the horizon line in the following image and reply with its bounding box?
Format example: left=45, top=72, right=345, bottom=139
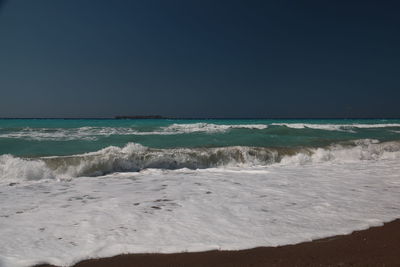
left=0, top=117, right=399, bottom=120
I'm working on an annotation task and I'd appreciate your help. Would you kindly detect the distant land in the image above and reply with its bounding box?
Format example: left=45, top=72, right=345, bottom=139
left=114, top=115, right=166, bottom=119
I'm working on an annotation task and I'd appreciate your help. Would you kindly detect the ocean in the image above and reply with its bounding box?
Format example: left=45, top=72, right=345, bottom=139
left=1, top=119, right=400, bottom=266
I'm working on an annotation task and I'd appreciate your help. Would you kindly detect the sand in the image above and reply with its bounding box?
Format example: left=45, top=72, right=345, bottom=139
left=36, top=219, right=400, bottom=267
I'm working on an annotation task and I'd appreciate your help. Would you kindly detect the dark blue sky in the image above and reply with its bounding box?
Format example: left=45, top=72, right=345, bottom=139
left=0, top=0, right=399, bottom=118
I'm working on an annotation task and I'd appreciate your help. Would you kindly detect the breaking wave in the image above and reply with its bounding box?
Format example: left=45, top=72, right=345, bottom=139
left=272, top=123, right=400, bottom=131
left=160, top=123, right=268, bottom=133
left=1, top=123, right=399, bottom=141
left=0, top=123, right=268, bottom=141
left=1, top=139, right=400, bottom=182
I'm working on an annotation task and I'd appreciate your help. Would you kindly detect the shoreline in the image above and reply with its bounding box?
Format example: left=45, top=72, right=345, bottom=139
left=36, top=219, right=400, bottom=267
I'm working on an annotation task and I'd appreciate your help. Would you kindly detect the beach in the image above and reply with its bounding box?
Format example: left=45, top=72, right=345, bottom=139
left=36, top=219, right=400, bottom=267
left=0, top=119, right=399, bottom=267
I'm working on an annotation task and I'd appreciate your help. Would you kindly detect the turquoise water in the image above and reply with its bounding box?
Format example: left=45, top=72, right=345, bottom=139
left=0, top=119, right=399, bottom=157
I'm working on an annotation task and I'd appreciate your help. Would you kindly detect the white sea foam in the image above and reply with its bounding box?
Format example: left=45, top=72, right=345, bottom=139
left=0, top=124, right=268, bottom=141
left=161, top=123, right=268, bottom=133
left=0, top=127, right=142, bottom=141
left=0, top=155, right=55, bottom=182
left=0, top=158, right=399, bottom=267
left=0, top=123, right=398, bottom=141
left=1, top=140, right=400, bottom=183
left=272, top=123, right=400, bottom=131
left=0, top=144, right=279, bottom=182
left=280, top=139, right=400, bottom=165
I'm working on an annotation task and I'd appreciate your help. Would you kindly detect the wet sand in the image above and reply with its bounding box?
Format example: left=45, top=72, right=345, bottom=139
left=37, top=219, right=400, bottom=267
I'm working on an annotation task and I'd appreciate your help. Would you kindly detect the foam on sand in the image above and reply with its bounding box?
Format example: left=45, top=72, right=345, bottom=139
left=0, top=158, right=399, bottom=267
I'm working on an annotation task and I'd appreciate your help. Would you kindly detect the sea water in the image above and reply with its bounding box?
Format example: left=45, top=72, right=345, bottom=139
left=0, top=119, right=399, bottom=266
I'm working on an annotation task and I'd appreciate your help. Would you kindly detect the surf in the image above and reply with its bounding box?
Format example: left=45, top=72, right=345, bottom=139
left=1, top=139, right=400, bottom=183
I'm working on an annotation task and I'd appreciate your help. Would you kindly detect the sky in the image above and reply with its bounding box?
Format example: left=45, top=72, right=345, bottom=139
left=0, top=0, right=399, bottom=118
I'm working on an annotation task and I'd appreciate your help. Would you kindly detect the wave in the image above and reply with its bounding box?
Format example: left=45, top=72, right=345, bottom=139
left=271, top=123, right=400, bottom=131
left=0, top=127, right=142, bottom=141
left=1, top=139, right=400, bottom=182
left=0, top=124, right=268, bottom=141
left=160, top=123, right=268, bottom=133
left=0, top=154, right=56, bottom=181
left=1, top=123, right=399, bottom=141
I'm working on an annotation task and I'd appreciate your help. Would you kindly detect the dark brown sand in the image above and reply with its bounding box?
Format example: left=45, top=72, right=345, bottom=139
left=37, top=219, right=400, bottom=267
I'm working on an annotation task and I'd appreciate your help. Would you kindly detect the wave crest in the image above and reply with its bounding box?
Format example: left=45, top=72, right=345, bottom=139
left=1, top=139, right=400, bottom=182
left=272, top=123, right=400, bottom=131
left=0, top=154, right=55, bottom=182
left=0, top=123, right=269, bottom=141
left=161, top=123, right=268, bottom=133
left=1, top=123, right=399, bottom=141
